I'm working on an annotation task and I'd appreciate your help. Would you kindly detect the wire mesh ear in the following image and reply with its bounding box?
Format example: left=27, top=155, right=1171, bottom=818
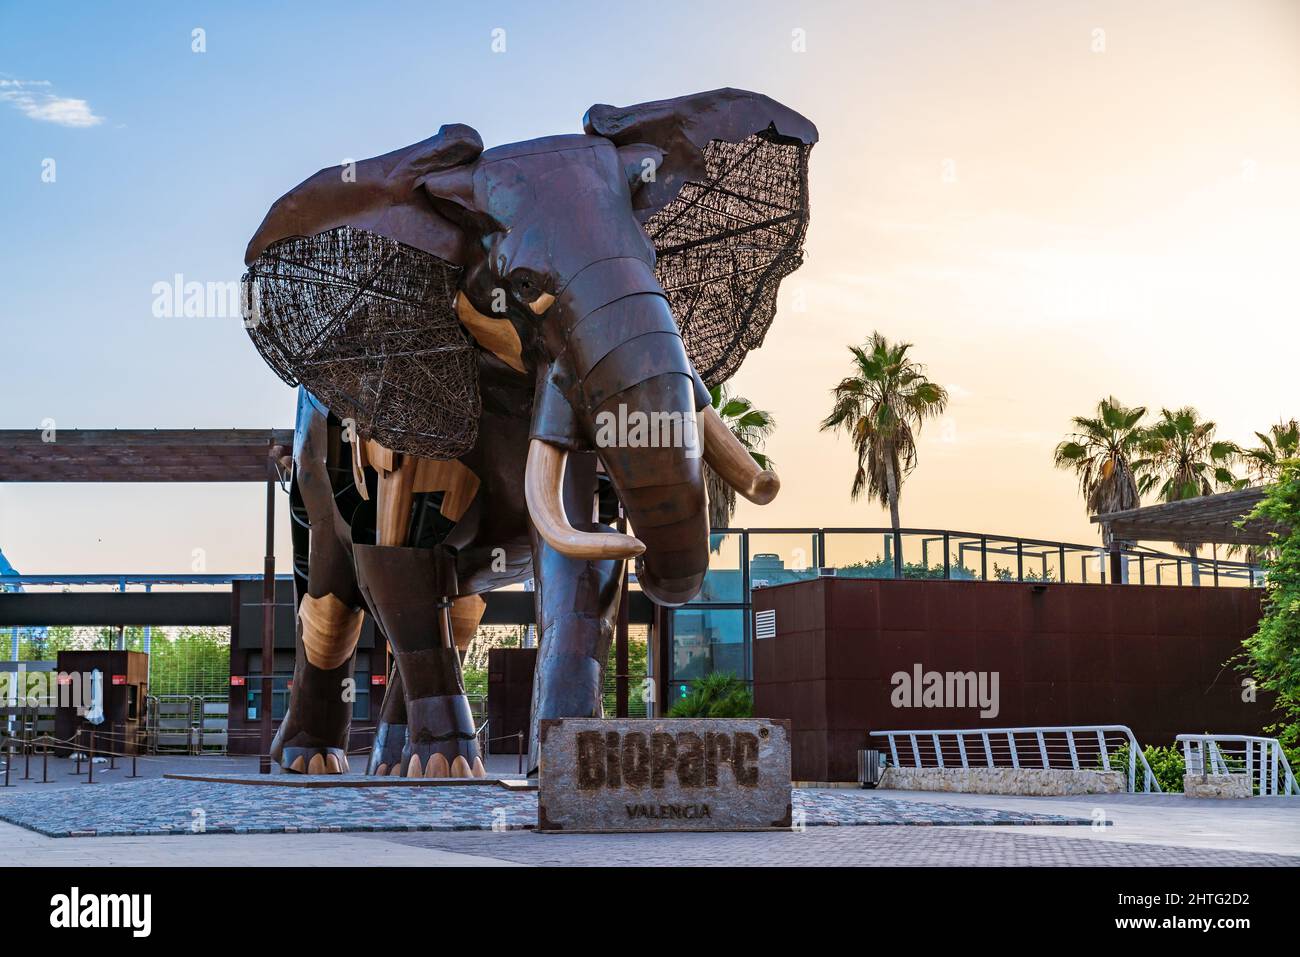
left=242, top=226, right=480, bottom=459
left=585, top=89, right=816, bottom=387
left=645, top=130, right=812, bottom=387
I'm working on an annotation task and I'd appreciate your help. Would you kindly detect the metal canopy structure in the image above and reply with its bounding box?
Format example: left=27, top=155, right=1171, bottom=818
left=1092, top=487, right=1285, bottom=547
left=0, top=429, right=293, bottom=483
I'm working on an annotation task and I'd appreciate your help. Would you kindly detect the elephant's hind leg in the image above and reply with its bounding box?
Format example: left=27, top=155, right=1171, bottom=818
left=271, top=396, right=365, bottom=774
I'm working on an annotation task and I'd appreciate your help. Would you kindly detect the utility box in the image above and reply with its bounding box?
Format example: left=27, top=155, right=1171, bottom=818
left=53, top=650, right=149, bottom=756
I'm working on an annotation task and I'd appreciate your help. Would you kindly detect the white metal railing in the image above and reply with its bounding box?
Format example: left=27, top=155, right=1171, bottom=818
left=870, top=724, right=1163, bottom=793
left=1176, top=734, right=1298, bottom=797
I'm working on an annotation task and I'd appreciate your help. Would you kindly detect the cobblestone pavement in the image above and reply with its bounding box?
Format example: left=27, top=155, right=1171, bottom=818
left=369, top=825, right=1300, bottom=867
left=0, top=776, right=1093, bottom=837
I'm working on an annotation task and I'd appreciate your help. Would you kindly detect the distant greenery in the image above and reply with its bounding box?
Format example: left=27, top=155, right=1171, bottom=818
left=1240, top=459, right=1300, bottom=755
left=668, top=672, right=752, bottom=718
left=15, top=625, right=229, bottom=697
left=603, top=636, right=649, bottom=717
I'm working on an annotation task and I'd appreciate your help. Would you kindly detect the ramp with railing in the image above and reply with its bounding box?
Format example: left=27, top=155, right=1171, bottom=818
left=1177, top=733, right=1298, bottom=796
left=870, top=724, right=1163, bottom=793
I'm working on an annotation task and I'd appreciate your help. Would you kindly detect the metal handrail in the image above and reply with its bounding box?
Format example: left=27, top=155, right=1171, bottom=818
left=1176, top=734, right=1298, bottom=796
left=870, top=724, right=1163, bottom=793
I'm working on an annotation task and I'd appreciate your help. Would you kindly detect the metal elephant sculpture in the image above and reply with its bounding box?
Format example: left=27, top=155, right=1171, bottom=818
left=240, top=88, right=817, bottom=775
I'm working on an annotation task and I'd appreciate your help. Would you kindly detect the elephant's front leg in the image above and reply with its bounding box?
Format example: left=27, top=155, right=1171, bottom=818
left=353, top=544, right=485, bottom=778
left=527, top=527, right=625, bottom=773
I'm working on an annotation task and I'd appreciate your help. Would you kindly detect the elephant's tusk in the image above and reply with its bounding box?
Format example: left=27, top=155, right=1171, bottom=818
left=700, top=405, right=780, bottom=505
left=525, top=439, right=646, bottom=560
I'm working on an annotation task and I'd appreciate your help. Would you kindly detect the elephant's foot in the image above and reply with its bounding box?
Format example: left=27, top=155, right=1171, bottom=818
left=366, top=721, right=408, bottom=776
left=270, top=718, right=352, bottom=774
left=270, top=662, right=355, bottom=775
left=280, top=743, right=351, bottom=775
left=381, top=695, right=485, bottom=778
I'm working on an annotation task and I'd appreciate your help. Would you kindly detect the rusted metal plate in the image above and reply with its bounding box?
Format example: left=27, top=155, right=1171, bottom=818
left=537, top=718, right=792, bottom=832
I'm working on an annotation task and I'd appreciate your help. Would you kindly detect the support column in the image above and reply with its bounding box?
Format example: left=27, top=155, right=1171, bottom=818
left=259, top=463, right=276, bottom=774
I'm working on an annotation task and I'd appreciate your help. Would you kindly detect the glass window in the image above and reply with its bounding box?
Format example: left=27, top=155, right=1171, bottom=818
left=747, top=532, right=819, bottom=591
left=696, top=532, right=744, bottom=602
left=245, top=675, right=290, bottom=721
left=670, top=607, right=746, bottom=682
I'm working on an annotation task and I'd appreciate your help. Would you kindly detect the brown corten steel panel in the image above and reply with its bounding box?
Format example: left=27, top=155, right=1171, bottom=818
left=752, top=578, right=1271, bottom=782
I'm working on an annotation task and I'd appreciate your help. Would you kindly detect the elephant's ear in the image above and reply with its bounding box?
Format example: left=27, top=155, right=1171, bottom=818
left=584, top=89, right=817, bottom=387
left=241, top=125, right=485, bottom=460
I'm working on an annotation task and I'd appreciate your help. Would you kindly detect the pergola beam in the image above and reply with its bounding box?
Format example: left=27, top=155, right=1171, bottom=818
left=0, top=429, right=294, bottom=482
left=1092, top=487, right=1285, bottom=547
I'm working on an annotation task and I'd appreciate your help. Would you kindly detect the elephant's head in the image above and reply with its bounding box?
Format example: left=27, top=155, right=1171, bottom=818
left=243, top=88, right=816, bottom=605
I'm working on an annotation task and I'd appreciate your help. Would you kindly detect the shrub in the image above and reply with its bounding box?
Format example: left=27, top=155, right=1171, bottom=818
left=1102, top=743, right=1185, bottom=792
left=667, top=672, right=753, bottom=718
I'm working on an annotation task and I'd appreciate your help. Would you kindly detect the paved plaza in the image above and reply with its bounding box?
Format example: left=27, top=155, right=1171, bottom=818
left=0, top=754, right=1295, bottom=865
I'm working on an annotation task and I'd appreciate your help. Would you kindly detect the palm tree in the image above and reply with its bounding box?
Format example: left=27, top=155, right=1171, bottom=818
left=704, top=385, right=775, bottom=530
left=819, top=332, right=949, bottom=531
left=1135, top=407, right=1240, bottom=583
left=1242, top=418, right=1299, bottom=484
left=1052, top=397, right=1147, bottom=538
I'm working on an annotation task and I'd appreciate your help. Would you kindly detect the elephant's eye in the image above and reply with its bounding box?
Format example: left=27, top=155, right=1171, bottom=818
left=508, top=269, right=544, bottom=303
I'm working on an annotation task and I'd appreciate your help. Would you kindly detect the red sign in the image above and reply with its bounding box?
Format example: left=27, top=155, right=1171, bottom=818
left=111, top=675, right=126, bottom=685
left=230, top=676, right=246, bottom=687
left=371, top=674, right=386, bottom=686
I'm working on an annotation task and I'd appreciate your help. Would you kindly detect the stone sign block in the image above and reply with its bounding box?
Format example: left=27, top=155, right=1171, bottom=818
left=537, top=718, right=792, bottom=832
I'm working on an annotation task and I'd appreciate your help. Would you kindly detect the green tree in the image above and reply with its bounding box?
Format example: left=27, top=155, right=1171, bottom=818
left=667, top=671, right=753, bottom=718
left=1241, top=458, right=1300, bottom=752
left=820, top=332, right=948, bottom=531
left=1243, top=419, right=1299, bottom=484
left=1052, top=397, right=1147, bottom=534
left=1136, top=407, right=1240, bottom=584
left=705, top=385, right=775, bottom=532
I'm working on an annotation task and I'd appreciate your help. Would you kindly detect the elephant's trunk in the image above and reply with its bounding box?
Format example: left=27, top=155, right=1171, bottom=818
left=557, top=271, right=710, bottom=605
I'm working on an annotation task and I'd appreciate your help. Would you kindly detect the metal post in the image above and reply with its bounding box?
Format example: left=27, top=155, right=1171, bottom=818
left=615, top=518, right=629, bottom=718
left=1016, top=541, right=1024, bottom=582
left=3, top=742, right=10, bottom=787
left=1108, top=545, right=1123, bottom=586
left=86, top=729, right=96, bottom=784
left=942, top=532, right=951, bottom=579
left=1058, top=544, right=1066, bottom=582
left=260, top=471, right=277, bottom=774
left=40, top=738, right=49, bottom=783
left=980, top=536, right=988, bottom=581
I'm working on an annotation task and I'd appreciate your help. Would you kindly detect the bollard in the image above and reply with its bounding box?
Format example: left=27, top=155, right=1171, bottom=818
left=4, top=743, right=11, bottom=787
left=39, top=738, right=50, bottom=784
left=108, top=723, right=118, bottom=770
left=129, top=750, right=140, bottom=779
left=22, top=728, right=32, bottom=780
left=86, top=730, right=96, bottom=784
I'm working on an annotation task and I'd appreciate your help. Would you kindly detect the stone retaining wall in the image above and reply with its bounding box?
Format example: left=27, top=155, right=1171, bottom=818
left=879, top=766, right=1126, bottom=796
left=1183, top=773, right=1252, bottom=799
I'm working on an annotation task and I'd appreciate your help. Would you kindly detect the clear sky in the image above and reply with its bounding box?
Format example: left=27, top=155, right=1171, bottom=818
left=2, top=0, right=1298, bottom=575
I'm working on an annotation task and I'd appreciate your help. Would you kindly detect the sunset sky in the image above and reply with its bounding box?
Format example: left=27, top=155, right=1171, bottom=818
left=2, top=0, right=1298, bottom=575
